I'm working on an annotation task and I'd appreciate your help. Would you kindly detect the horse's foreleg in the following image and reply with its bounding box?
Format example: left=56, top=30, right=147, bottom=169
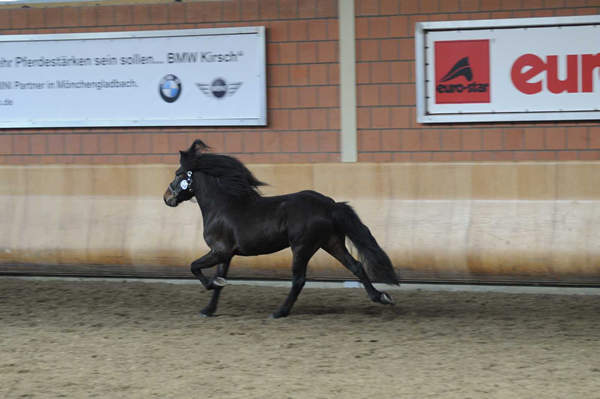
left=271, top=244, right=317, bottom=318
left=200, top=260, right=231, bottom=317
left=190, top=251, right=228, bottom=290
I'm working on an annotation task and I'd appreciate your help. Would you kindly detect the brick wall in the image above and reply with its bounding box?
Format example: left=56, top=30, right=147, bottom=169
left=355, top=0, right=600, bottom=162
left=0, top=0, right=599, bottom=165
left=0, top=0, right=340, bottom=164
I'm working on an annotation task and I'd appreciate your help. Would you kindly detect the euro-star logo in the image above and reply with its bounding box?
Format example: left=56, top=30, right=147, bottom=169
left=435, top=40, right=490, bottom=104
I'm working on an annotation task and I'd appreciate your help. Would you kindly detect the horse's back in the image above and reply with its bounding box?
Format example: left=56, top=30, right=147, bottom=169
left=284, top=189, right=335, bottom=203
left=276, top=190, right=336, bottom=215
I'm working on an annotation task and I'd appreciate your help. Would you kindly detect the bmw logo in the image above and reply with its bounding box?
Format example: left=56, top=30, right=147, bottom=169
left=159, top=74, right=182, bottom=103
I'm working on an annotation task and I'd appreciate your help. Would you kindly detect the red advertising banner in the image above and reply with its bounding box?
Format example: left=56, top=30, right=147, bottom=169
left=434, top=40, right=490, bottom=104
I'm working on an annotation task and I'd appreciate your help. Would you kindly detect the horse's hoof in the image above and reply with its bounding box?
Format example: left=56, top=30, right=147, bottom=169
left=212, top=277, right=227, bottom=287
left=199, top=309, right=216, bottom=317
left=270, top=312, right=288, bottom=319
left=379, top=292, right=394, bottom=305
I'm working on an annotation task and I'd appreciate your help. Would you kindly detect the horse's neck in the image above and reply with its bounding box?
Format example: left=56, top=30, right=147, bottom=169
left=194, top=193, right=216, bottom=218
left=194, top=188, right=231, bottom=218
left=193, top=175, right=258, bottom=217
left=193, top=176, right=219, bottom=213
left=195, top=190, right=256, bottom=222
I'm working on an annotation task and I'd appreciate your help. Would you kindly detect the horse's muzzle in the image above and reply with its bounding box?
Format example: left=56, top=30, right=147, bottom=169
left=163, top=189, right=179, bottom=207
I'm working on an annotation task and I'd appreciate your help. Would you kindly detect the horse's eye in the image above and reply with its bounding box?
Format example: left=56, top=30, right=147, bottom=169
left=180, top=180, right=189, bottom=190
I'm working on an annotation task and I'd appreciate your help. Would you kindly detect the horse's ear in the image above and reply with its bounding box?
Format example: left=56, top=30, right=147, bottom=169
left=179, top=150, right=189, bottom=162
left=190, top=139, right=211, bottom=156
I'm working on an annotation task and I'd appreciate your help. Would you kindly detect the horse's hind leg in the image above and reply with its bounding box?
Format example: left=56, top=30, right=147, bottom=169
left=200, top=259, right=231, bottom=317
left=271, top=244, right=318, bottom=319
left=324, top=236, right=393, bottom=305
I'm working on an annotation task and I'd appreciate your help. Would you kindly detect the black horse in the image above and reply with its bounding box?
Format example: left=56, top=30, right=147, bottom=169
left=164, top=140, right=399, bottom=318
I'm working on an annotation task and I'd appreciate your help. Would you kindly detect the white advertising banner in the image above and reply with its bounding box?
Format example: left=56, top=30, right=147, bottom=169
left=415, top=16, right=600, bottom=123
left=0, top=27, right=266, bottom=127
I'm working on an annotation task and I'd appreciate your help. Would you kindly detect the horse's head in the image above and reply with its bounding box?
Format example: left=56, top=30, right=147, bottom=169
left=163, top=169, right=194, bottom=207
left=163, top=139, right=210, bottom=207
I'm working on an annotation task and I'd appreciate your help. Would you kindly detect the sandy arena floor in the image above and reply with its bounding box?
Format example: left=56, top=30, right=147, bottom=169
left=1, top=278, right=599, bottom=398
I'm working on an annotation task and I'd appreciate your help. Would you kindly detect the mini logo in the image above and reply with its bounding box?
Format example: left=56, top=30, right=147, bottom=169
left=435, top=40, right=490, bottom=104
left=196, top=78, right=242, bottom=99
left=159, top=74, right=182, bottom=103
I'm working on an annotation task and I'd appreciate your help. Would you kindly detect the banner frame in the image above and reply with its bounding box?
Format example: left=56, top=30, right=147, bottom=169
left=0, top=26, right=267, bottom=128
left=415, top=15, right=600, bottom=123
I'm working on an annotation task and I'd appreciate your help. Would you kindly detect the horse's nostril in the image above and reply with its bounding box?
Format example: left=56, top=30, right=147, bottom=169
left=164, top=198, right=177, bottom=207
left=163, top=190, right=177, bottom=207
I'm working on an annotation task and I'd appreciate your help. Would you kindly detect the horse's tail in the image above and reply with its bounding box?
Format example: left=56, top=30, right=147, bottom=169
left=332, top=202, right=399, bottom=285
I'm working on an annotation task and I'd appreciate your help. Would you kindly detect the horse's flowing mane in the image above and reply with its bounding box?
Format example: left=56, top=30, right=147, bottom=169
left=180, top=139, right=266, bottom=199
